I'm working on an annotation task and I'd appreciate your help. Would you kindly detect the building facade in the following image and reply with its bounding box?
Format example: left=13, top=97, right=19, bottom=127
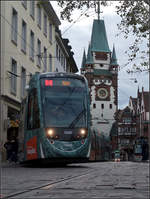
left=0, top=0, right=78, bottom=160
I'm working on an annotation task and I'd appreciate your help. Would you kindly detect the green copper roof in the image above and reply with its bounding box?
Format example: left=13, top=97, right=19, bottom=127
left=81, top=49, right=86, bottom=69
left=91, top=19, right=111, bottom=53
left=86, top=43, right=93, bottom=64
left=111, top=45, right=118, bottom=66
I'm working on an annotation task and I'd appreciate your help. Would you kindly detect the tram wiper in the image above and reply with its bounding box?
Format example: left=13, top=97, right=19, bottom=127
left=68, top=109, right=86, bottom=128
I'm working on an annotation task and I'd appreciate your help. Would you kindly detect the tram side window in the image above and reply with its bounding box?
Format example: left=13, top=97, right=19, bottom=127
left=27, top=89, right=40, bottom=129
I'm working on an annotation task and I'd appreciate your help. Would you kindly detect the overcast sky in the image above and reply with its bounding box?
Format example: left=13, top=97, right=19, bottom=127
left=51, top=1, right=149, bottom=109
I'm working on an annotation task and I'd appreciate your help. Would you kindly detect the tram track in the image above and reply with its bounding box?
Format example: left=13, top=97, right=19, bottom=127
left=2, top=168, right=95, bottom=199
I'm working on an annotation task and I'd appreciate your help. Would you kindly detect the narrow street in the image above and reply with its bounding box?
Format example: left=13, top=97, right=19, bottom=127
left=1, top=161, right=149, bottom=199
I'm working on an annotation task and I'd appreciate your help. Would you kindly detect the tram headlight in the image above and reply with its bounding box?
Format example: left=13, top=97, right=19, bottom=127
left=46, top=128, right=54, bottom=138
left=79, top=128, right=87, bottom=138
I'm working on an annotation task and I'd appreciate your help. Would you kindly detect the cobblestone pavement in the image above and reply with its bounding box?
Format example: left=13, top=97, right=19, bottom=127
left=1, top=161, right=149, bottom=198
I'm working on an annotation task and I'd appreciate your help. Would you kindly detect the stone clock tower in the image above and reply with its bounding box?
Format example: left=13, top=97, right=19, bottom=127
left=81, top=18, right=118, bottom=140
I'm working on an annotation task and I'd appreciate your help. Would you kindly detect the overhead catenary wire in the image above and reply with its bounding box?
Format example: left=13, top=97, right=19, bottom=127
left=0, top=6, right=90, bottom=62
left=1, top=8, right=148, bottom=74
left=40, top=6, right=90, bottom=55
left=1, top=3, right=148, bottom=97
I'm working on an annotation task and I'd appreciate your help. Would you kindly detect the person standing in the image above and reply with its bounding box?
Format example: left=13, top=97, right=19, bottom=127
left=11, top=137, right=18, bottom=163
left=4, top=139, right=12, bottom=162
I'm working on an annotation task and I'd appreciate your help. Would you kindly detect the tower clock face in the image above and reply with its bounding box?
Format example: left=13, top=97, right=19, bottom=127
left=97, top=88, right=108, bottom=99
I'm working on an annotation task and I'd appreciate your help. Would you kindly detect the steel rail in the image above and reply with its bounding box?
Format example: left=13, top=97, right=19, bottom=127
left=2, top=169, right=94, bottom=199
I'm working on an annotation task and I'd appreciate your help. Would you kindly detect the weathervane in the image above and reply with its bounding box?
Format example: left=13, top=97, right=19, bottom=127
left=97, top=1, right=103, bottom=20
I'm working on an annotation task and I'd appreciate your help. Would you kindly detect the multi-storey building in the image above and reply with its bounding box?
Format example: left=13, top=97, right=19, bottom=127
left=117, top=106, right=137, bottom=161
left=0, top=0, right=78, bottom=161
left=111, top=87, right=149, bottom=161
left=81, top=18, right=119, bottom=159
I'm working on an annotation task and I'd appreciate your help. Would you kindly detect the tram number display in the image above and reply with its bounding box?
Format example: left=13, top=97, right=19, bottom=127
left=45, top=80, right=71, bottom=87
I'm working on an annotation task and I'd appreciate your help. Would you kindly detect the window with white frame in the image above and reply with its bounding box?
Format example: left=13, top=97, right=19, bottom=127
left=21, top=67, right=26, bottom=98
left=49, top=54, right=52, bottom=72
left=61, top=53, right=63, bottom=66
left=21, top=20, right=27, bottom=52
left=11, top=8, right=18, bottom=44
left=29, top=30, right=34, bottom=61
left=49, top=23, right=52, bottom=42
left=21, top=0, right=27, bottom=9
left=56, top=44, right=59, bottom=59
left=44, top=47, right=47, bottom=72
left=30, top=0, right=35, bottom=19
left=59, top=49, right=61, bottom=61
left=43, top=14, right=47, bottom=36
left=63, top=57, right=66, bottom=71
left=37, top=5, right=41, bottom=28
left=37, top=39, right=41, bottom=67
left=11, top=58, right=17, bottom=94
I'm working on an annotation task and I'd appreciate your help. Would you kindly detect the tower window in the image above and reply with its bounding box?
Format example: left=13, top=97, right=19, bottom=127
left=110, top=104, right=112, bottom=109
left=95, top=52, right=107, bottom=60
left=93, top=103, right=96, bottom=109
left=101, top=104, right=104, bottom=109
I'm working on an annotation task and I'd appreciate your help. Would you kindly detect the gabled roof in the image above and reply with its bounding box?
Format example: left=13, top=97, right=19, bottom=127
left=81, top=49, right=86, bottom=69
left=111, top=45, right=118, bottom=66
left=86, top=43, right=93, bottom=65
left=91, top=19, right=111, bottom=53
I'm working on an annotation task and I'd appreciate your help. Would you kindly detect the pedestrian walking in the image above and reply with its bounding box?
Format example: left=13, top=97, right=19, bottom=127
left=11, top=137, right=19, bottom=163
left=4, top=139, right=12, bottom=162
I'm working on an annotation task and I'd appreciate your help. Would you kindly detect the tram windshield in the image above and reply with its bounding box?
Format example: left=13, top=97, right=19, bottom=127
left=40, top=78, right=87, bottom=128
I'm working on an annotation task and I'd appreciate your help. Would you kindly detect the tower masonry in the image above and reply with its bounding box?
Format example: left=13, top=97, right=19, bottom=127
left=81, top=19, right=119, bottom=138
